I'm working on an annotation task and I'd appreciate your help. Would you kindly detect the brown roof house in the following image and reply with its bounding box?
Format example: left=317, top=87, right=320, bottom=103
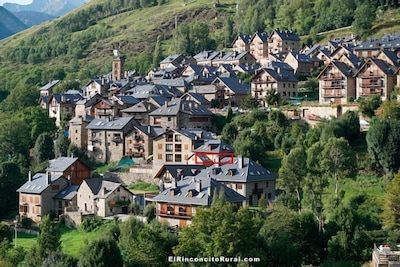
left=318, top=61, right=356, bottom=105
left=46, top=156, right=91, bottom=186
left=151, top=175, right=246, bottom=227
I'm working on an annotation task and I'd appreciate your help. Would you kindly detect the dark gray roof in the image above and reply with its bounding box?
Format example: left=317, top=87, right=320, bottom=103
left=270, top=29, right=300, bottom=41
left=251, top=31, right=268, bottom=42
left=82, top=178, right=129, bottom=199
left=53, top=93, right=82, bottom=104
left=40, top=80, right=60, bottom=90
left=121, top=101, right=157, bottom=113
left=180, top=92, right=209, bottom=105
left=116, top=95, right=139, bottom=105
left=233, top=33, right=252, bottom=45
left=234, top=64, right=261, bottom=74
left=194, top=139, right=234, bottom=153
left=194, top=51, right=223, bottom=61
left=47, top=157, right=79, bottom=172
left=126, top=84, right=180, bottom=99
left=212, top=77, right=250, bottom=94
left=53, top=185, right=79, bottom=200
left=304, top=44, right=321, bottom=56
left=370, top=58, right=396, bottom=74
left=135, top=125, right=165, bottom=137
left=255, top=67, right=298, bottom=82
left=149, top=98, right=212, bottom=116
left=160, top=54, right=183, bottom=64
left=198, top=156, right=277, bottom=183
left=287, top=51, right=313, bottom=63
left=264, top=61, right=294, bottom=73
left=380, top=49, right=400, bottom=66
left=152, top=78, right=188, bottom=88
left=155, top=164, right=207, bottom=179
left=86, top=117, right=135, bottom=130
left=17, top=173, right=64, bottom=194
left=151, top=176, right=246, bottom=206
left=355, top=34, right=400, bottom=51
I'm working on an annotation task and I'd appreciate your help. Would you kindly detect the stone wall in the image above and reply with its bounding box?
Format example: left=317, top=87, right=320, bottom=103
left=104, top=166, right=154, bottom=186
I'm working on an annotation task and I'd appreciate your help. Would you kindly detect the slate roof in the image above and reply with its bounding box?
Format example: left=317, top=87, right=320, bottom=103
left=194, top=139, right=234, bottom=153
left=304, top=44, right=321, bottom=56
left=190, top=85, right=218, bottom=94
left=82, top=178, right=128, bottom=199
left=251, top=31, right=269, bottom=42
left=69, top=114, right=94, bottom=124
left=255, top=67, right=298, bottom=82
left=53, top=185, right=79, bottom=200
left=47, top=157, right=79, bottom=172
left=354, top=34, right=400, bottom=50
left=286, top=51, right=313, bottom=63
left=198, top=156, right=277, bottom=183
left=233, top=33, right=252, bottom=45
left=233, top=64, right=261, bottom=74
left=17, top=173, right=64, bottom=194
left=135, top=125, right=165, bottom=137
left=160, top=54, right=183, bottom=64
left=154, top=164, right=207, bottom=179
left=270, top=29, right=300, bottom=41
left=121, top=101, right=158, bottom=113
left=126, top=84, right=180, bottom=99
left=180, top=92, right=210, bottom=105
left=40, top=80, right=60, bottom=90
left=86, top=116, right=135, bottom=130
left=52, top=93, right=82, bottom=104
left=264, top=61, right=294, bottom=73
left=152, top=78, right=188, bottom=88
left=149, top=98, right=212, bottom=116
left=212, top=77, right=250, bottom=94
left=379, top=49, right=400, bottom=66
left=318, top=61, right=355, bottom=79
left=115, top=95, right=140, bottom=105
left=152, top=176, right=246, bottom=206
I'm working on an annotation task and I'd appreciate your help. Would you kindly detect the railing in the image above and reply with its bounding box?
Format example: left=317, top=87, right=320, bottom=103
left=252, top=188, right=263, bottom=194
left=157, top=210, right=193, bottom=219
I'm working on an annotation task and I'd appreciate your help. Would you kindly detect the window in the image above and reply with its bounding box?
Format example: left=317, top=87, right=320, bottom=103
left=158, top=153, right=162, bottom=160
left=158, top=143, right=162, bottom=149
left=268, top=193, right=272, bottom=199
left=266, top=182, right=269, bottom=188
left=175, top=154, right=182, bottom=162
left=236, top=184, right=243, bottom=190
left=175, top=144, right=182, bottom=152
left=168, top=117, right=172, bottom=122
left=154, top=117, right=161, bottom=125
left=283, top=83, right=286, bottom=88
left=166, top=144, right=173, bottom=152
left=175, top=134, right=181, bottom=142
left=166, top=133, right=173, bottom=142
left=184, top=144, right=189, bottom=150
left=166, top=154, right=173, bottom=162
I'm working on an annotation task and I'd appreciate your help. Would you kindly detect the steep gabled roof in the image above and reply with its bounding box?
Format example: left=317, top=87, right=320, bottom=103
left=40, top=80, right=60, bottom=91
left=53, top=185, right=79, bottom=200
left=152, top=176, right=246, bottom=206
left=270, top=29, right=300, bottom=41
left=86, top=116, right=135, bottom=130
left=250, top=31, right=269, bottom=43
left=81, top=178, right=129, bottom=199
left=211, top=77, right=250, bottom=94
left=254, top=67, right=298, bottom=82
left=17, top=173, right=64, bottom=194
left=154, top=164, right=207, bottom=180
left=47, top=157, right=80, bottom=172
left=232, top=33, right=252, bottom=46
left=149, top=98, right=212, bottom=116
left=317, top=61, right=354, bottom=79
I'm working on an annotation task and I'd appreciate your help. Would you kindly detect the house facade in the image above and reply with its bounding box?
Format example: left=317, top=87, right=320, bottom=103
left=17, top=172, right=68, bottom=223
left=86, top=116, right=137, bottom=163
left=151, top=176, right=246, bottom=227
left=355, top=58, right=397, bottom=100
left=77, top=178, right=134, bottom=217
left=318, top=61, right=356, bottom=105
left=249, top=32, right=269, bottom=63
left=268, top=29, right=300, bottom=55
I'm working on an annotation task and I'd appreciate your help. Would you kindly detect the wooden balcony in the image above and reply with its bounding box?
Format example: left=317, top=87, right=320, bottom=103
left=157, top=210, right=193, bottom=219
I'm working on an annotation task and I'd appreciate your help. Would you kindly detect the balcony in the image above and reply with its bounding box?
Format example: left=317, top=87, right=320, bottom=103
left=252, top=188, right=263, bottom=194
left=112, top=136, right=123, bottom=143
left=320, top=75, right=344, bottom=80
left=109, top=200, right=130, bottom=207
left=157, top=210, right=193, bottom=219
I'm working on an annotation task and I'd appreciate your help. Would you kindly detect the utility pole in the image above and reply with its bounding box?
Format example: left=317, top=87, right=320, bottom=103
left=14, top=215, right=18, bottom=248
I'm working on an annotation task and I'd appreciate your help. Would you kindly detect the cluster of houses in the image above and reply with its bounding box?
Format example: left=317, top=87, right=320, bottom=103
left=17, top=30, right=400, bottom=228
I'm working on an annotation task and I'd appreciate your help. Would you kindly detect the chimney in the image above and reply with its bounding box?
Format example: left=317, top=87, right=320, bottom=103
left=207, top=184, right=211, bottom=196
left=147, top=125, right=151, bottom=134
left=171, top=177, right=177, bottom=188
left=238, top=155, right=244, bottom=169
left=195, top=179, right=202, bottom=192
left=165, top=100, right=168, bottom=108
left=159, top=179, right=165, bottom=192
left=67, top=175, right=71, bottom=185
left=103, top=187, right=107, bottom=196
left=46, top=171, right=51, bottom=185
left=28, top=171, right=32, bottom=182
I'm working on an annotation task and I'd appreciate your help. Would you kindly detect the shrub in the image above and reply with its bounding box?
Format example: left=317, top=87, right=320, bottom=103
left=80, top=216, right=104, bottom=232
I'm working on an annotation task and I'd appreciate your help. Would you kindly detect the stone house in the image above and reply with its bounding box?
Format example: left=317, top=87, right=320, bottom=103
left=249, top=32, right=269, bottom=64
left=268, top=29, right=300, bottom=55
left=77, top=178, right=134, bottom=217
left=318, top=61, right=356, bottom=105
left=159, top=54, right=185, bottom=70
left=151, top=176, right=246, bottom=227
left=211, top=77, right=250, bottom=107
left=83, top=78, right=110, bottom=97
left=149, top=98, right=213, bottom=130
left=17, top=172, right=68, bottom=223
left=232, top=33, right=252, bottom=53
left=284, top=51, right=315, bottom=77
left=48, top=92, right=82, bottom=127
left=355, top=57, right=397, bottom=100
left=251, top=67, right=298, bottom=107
left=193, top=156, right=277, bottom=206
left=86, top=116, right=137, bottom=163
left=124, top=125, right=164, bottom=159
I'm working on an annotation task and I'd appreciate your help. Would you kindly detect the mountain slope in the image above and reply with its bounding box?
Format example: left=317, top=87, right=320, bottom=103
left=14, top=11, right=55, bottom=27
left=0, top=6, right=27, bottom=39
left=4, top=0, right=87, bottom=16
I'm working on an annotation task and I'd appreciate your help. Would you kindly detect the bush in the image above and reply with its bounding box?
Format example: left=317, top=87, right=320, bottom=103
left=143, top=203, right=155, bottom=222
left=80, top=216, right=104, bottom=232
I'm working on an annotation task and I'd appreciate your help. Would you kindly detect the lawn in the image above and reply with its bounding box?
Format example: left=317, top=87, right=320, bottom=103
left=14, top=226, right=101, bottom=257
left=129, top=181, right=159, bottom=193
